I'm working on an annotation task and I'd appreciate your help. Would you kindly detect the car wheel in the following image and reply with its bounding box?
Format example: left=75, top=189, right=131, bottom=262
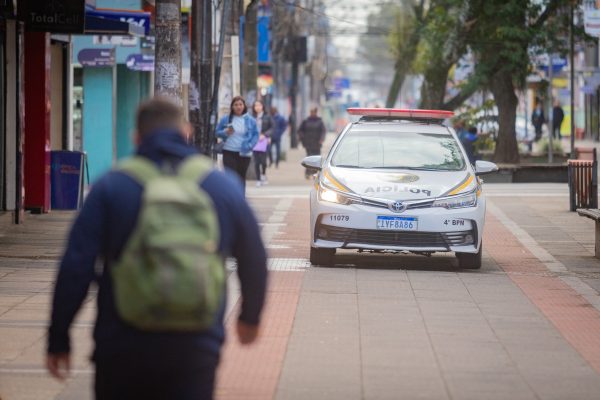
left=310, top=247, right=335, bottom=266
left=456, top=245, right=482, bottom=269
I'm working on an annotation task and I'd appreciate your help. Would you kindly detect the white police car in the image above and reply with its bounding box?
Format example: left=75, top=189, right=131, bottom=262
left=301, top=108, right=498, bottom=269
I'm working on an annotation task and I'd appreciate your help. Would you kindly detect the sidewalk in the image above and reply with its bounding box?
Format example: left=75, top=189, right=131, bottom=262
left=2, top=135, right=600, bottom=399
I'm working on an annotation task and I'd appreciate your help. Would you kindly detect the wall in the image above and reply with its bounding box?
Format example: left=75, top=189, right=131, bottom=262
left=50, top=42, right=64, bottom=150
left=83, top=67, right=115, bottom=183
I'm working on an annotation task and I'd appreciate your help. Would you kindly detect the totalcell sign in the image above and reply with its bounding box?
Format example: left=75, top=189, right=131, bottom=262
left=18, top=0, right=86, bottom=33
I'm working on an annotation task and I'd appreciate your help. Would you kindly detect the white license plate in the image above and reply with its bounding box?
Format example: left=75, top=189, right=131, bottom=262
left=376, top=216, right=418, bottom=231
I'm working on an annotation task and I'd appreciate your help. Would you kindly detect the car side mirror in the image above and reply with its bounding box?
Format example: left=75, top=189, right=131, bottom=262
left=301, top=155, right=323, bottom=170
left=474, top=160, right=498, bottom=176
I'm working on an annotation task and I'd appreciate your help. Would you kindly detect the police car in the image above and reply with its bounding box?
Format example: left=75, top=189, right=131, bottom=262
left=301, top=108, right=498, bottom=269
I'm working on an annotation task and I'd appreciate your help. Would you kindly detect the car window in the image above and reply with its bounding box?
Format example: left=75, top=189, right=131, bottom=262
left=331, top=129, right=466, bottom=171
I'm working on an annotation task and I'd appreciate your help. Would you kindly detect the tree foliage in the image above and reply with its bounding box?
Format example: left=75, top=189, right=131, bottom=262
left=380, top=0, right=577, bottom=163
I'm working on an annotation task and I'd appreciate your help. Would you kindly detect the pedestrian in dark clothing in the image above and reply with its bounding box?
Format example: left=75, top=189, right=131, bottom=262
left=251, top=100, right=273, bottom=186
left=216, top=96, right=259, bottom=191
left=298, top=107, right=326, bottom=178
left=269, top=106, right=288, bottom=168
left=46, top=98, right=268, bottom=400
left=552, top=101, right=564, bottom=140
left=460, top=127, right=478, bottom=164
left=531, top=103, right=545, bottom=142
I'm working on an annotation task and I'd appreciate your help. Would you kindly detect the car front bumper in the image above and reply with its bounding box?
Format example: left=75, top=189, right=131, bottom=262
left=310, top=192, right=485, bottom=254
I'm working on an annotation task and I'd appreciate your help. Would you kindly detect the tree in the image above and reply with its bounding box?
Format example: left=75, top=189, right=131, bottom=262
left=467, top=0, right=567, bottom=163
left=413, top=0, right=473, bottom=109
left=385, top=0, right=425, bottom=107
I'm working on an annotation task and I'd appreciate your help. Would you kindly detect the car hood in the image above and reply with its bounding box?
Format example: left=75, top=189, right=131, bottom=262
left=325, top=166, right=476, bottom=201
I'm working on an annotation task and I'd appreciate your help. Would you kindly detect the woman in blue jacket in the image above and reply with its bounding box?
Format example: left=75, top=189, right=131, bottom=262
left=216, top=96, right=259, bottom=191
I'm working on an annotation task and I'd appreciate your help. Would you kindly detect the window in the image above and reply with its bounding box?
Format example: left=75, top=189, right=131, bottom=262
left=332, top=129, right=465, bottom=171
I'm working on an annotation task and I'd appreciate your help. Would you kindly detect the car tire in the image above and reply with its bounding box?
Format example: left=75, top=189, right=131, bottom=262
left=456, top=245, right=482, bottom=269
left=310, top=247, right=335, bottom=266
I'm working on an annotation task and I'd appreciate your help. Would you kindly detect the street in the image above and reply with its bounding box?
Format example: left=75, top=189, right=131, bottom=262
left=1, top=139, right=600, bottom=399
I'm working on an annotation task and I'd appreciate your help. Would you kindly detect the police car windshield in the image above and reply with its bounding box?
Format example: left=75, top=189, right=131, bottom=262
left=331, top=130, right=466, bottom=171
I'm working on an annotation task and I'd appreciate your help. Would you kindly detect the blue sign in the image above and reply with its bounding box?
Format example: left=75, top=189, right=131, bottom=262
left=257, top=15, right=271, bottom=64
left=537, top=55, right=568, bottom=74
left=333, top=77, right=350, bottom=90
left=126, top=54, right=154, bottom=71
left=86, top=8, right=150, bottom=35
left=77, top=48, right=115, bottom=67
left=327, top=89, right=342, bottom=99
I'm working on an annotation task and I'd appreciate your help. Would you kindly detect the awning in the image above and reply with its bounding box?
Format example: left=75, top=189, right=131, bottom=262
left=84, top=7, right=149, bottom=36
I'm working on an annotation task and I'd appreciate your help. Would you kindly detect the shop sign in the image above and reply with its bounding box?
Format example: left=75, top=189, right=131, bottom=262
left=126, top=54, right=154, bottom=72
left=86, top=8, right=150, bottom=35
left=77, top=48, right=115, bottom=67
left=18, top=0, right=86, bottom=33
left=585, top=9, right=600, bottom=37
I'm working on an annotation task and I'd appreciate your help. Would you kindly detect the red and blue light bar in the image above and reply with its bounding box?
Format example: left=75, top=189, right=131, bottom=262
left=347, top=108, right=454, bottom=120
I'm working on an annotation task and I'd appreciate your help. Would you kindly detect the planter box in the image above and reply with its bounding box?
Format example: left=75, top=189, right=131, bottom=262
left=483, top=163, right=568, bottom=183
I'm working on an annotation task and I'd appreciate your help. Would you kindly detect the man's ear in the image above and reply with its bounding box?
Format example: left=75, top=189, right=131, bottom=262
left=180, top=122, right=193, bottom=141
left=133, top=130, right=141, bottom=146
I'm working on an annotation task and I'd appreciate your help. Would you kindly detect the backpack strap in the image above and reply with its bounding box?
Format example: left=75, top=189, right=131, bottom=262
left=177, top=155, right=214, bottom=183
left=118, top=156, right=162, bottom=186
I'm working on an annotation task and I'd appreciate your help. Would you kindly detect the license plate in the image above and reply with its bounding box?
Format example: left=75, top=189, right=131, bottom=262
left=376, top=216, right=418, bottom=231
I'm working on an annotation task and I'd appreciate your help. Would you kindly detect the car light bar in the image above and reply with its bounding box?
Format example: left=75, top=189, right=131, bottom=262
left=347, top=108, right=454, bottom=120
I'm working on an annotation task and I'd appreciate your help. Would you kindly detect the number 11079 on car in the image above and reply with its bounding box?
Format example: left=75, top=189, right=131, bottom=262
left=376, top=216, right=418, bottom=231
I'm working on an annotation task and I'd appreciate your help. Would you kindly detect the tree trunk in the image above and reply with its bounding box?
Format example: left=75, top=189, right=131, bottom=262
left=385, top=59, right=411, bottom=108
left=419, top=63, right=452, bottom=109
left=490, top=70, right=519, bottom=164
left=154, top=0, right=182, bottom=104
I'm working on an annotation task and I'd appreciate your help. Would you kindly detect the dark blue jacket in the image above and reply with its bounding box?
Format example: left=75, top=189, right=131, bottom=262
left=48, top=130, right=268, bottom=361
left=271, top=113, right=288, bottom=142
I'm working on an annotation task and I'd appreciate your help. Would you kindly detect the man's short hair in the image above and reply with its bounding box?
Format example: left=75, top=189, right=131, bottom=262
left=136, top=97, right=184, bottom=138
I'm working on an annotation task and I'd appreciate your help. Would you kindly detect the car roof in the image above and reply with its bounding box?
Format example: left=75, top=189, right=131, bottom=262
left=349, top=120, right=453, bottom=135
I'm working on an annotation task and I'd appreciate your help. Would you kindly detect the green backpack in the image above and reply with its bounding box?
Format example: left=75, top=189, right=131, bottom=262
left=112, top=155, right=225, bottom=332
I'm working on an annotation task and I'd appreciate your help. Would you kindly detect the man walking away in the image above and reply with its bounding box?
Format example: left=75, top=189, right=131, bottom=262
left=269, top=106, right=288, bottom=168
left=298, top=107, right=326, bottom=178
left=552, top=101, right=564, bottom=140
left=531, top=102, right=545, bottom=142
left=46, top=98, right=268, bottom=400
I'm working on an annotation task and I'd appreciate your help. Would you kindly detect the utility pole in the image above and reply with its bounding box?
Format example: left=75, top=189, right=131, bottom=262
left=243, top=0, right=258, bottom=99
left=287, top=6, right=300, bottom=149
left=570, top=2, right=575, bottom=158
left=190, top=0, right=213, bottom=154
left=154, top=0, right=182, bottom=104
left=548, top=54, right=554, bottom=164
left=209, top=0, right=233, bottom=156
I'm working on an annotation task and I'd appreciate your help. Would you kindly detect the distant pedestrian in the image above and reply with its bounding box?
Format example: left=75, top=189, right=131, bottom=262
left=216, top=96, right=259, bottom=191
left=46, top=98, right=268, bottom=400
left=298, top=107, right=326, bottom=178
left=552, top=101, right=564, bottom=140
left=251, top=100, right=273, bottom=186
left=269, top=106, right=288, bottom=168
left=460, top=127, right=478, bottom=164
left=531, top=103, right=545, bottom=142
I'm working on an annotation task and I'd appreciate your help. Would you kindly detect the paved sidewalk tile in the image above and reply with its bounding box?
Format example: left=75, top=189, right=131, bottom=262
left=216, top=271, right=304, bottom=400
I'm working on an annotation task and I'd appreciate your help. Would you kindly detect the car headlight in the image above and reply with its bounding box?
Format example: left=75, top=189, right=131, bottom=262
left=318, top=186, right=354, bottom=205
left=432, top=191, right=477, bottom=209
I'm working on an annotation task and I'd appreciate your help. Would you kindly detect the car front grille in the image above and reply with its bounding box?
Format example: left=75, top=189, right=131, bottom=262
left=316, top=225, right=474, bottom=249
left=360, top=197, right=435, bottom=211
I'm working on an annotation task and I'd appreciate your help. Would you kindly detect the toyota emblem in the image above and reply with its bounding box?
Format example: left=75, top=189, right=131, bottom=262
left=390, top=201, right=407, bottom=213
